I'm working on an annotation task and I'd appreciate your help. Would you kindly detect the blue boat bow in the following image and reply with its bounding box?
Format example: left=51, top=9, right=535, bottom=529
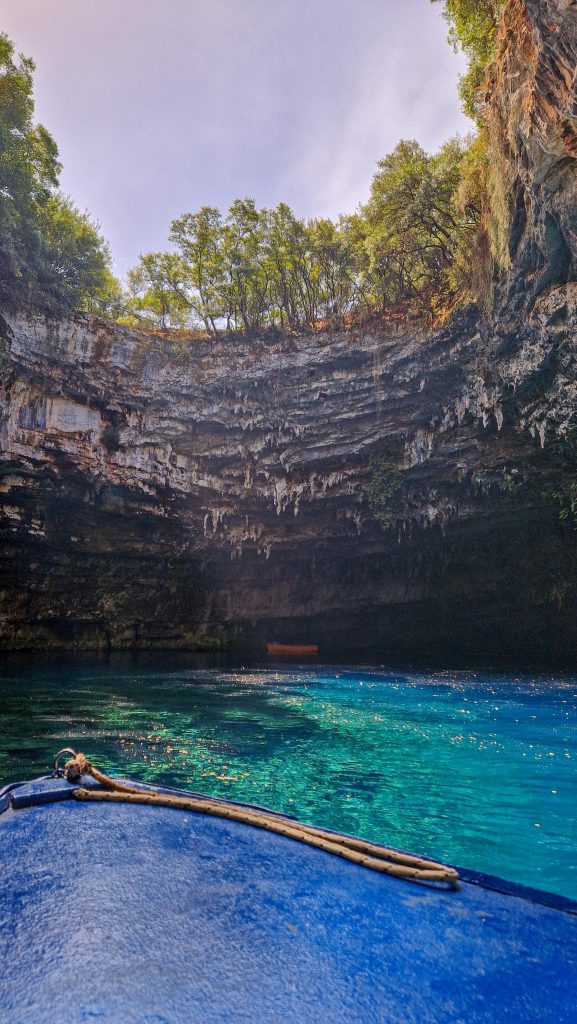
left=1, top=770, right=576, bottom=1023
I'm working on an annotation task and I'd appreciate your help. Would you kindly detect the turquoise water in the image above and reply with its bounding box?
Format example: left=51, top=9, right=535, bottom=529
left=1, top=658, right=576, bottom=899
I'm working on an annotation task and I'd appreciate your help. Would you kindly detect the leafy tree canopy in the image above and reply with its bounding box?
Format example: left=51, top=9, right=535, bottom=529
left=126, top=136, right=474, bottom=333
left=0, top=33, right=119, bottom=315
left=432, top=0, right=506, bottom=119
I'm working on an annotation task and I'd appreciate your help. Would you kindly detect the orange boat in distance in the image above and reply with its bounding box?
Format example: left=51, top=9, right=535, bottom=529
left=266, top=643, right=319, bottom=656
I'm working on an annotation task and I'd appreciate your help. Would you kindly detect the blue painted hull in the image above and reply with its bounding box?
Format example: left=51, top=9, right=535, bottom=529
left=1, top=775, right=576, bottom=1023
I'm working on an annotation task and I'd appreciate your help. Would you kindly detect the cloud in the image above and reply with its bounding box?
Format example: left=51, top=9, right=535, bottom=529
left=279, top=1, right=469, bottom=219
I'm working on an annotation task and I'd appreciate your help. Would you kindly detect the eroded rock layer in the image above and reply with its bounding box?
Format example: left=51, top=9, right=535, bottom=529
left=0, top=290, right=574, bottom=662
left=1, top=0, right=577, bottom=661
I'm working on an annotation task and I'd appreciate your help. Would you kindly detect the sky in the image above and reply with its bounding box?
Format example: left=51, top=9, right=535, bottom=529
left=2, top=0, right=470, bottom=278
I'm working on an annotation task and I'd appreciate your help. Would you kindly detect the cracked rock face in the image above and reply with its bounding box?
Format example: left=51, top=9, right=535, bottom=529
left=1, top=0, right=577, bottom=662
left=0, top=296, right=575, bottom=662
left=493, top=0, right=577, bottom=301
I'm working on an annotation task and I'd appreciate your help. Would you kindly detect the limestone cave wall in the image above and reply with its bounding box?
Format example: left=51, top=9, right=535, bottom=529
left=1, top=0, right=577, bottom=662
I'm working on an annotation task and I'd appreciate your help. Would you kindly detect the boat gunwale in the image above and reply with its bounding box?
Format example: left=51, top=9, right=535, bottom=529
left=2, top=772, right=577, bottom=918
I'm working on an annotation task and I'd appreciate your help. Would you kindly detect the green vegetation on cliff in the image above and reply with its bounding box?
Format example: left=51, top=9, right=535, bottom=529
left=434, top=0, right=511, bottom=299
left=433, top=0, right=505, bottom=120
left=0, top=34, right=119, bottom=316
left=124, top=137, right=476, bottom=334
left=367, top=457, right=403, bottom=530
left=123, top=1, right=510, bottom=333
left=1, top=1, right=509, bottom=330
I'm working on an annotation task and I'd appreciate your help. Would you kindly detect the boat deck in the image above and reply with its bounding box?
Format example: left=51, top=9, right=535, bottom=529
left=1, top=775, right=576, bottom=1023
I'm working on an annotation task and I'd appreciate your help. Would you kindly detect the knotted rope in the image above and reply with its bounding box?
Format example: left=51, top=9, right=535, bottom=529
left=61, top=750, right=459, bottom=887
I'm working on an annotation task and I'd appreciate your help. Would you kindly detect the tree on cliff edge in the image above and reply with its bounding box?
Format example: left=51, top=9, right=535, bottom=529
left=433, top=0, right=505, bottom=120
left=0, top=33, right=119, bottom=316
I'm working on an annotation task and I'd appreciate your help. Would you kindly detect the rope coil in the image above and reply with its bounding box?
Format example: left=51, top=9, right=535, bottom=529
left=62, top=750, right=459, bottom=887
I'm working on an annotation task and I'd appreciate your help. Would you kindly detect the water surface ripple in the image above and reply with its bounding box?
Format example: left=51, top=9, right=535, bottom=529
left=1, top=659, right=576, bottom=899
